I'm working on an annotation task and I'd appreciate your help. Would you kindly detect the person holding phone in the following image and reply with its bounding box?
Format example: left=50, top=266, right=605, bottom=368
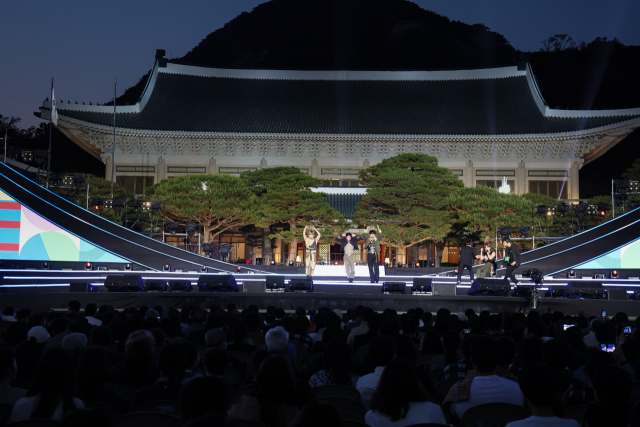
left=500, top=237, right=521, bottom=286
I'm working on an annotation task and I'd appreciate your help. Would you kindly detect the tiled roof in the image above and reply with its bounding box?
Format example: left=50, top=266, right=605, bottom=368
left=324, top=193, right=362, bottom=219
left=58, top=73, right=637, bottom=135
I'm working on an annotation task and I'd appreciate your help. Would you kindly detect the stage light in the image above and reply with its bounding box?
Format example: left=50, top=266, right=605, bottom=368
left=536, top=205, right=547, bottom=218
left=63, top=175, right=74, bottom=186
left=91, top=197, right=103, bottom=211
left=630, top=181, right=639, bottom=192
left=397, top=262, right=403, bottom=268
left=586, top=205, right=597, bottom=216
left=33, top=150, right=47, bottom=165
left=163, top=264, right=171, bottom=272
left=128, top=200, right=142, bottom=212
left=124, top=263, right=131, bottom=271
left=236, top=266, right=241, bottom=273
left=85, top=262, right=92, bottom=270
left=499, top=227, right=511, bottom=240
left=334, top=261, right=339, bottom=266
left=150, top=201, right=162, bottom=214
left=415, top=262, right=420, bottom=268
left=167, top=221, right=179, bottom=234
left=270, top=260, right=275, bottom=265
left=429, top=261, right=435, bottom=267
left=200, top=265, right=207, bottom=272
left=289, top=261, right=294, bottom=266
left=203, top=244, right=214, bottom=257
left=112, top=199, right=124, bottom=212
left=556, top=203, right=570, bottom=217
left=186, top=223, right=197, bottom=237
left=574, top=203, right=587, bottom=218
left=519, top=227, right=531, bottom=238
left=547, top=206, right=555, bottom=216
left=42, top=262, right=49, bottom=270
left=48, top=172, right=62, bottom=183
left=597, top=202, right=610, bottom=218
left=21, top=151, right=33, bottom=162
left=103, top=199, right=113, bottom=210
left=73, top=175, right=86, bottom=189
left=612, top=270, right=619, bottom=279
left=568, top=269, right=576, bottom=278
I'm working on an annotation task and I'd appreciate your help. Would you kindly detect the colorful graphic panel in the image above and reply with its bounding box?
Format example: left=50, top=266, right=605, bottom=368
left=576, top=238, right=640, bottom=269
left=0, top=190, right=127, bottom=263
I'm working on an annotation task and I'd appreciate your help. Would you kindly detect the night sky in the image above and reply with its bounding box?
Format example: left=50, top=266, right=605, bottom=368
left=1, top=0, right=639, bottom=128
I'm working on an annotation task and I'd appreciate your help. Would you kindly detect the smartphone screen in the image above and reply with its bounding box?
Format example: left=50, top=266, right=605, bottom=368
left=463, top=329, right=471, bottom=334
left=306, top=315, right=311, bottom=320
left=601, top=344, right=615, bottom=352
left=563, top=324, right=572, bottom=330
left=624, top=326, right=632, bottom=334
left=601, top=310, right=607, bottom=317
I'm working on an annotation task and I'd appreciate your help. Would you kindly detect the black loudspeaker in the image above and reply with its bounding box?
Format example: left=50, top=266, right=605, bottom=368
left=168, top=280, right=192, bottom=292
left=243, top=281, right=266, bottom=293
left=197, top=275, right=238, bottom=292
left=607, top=289, right=629, bottom=301
left=69, top=283, right=98, bottom=293
left=146, top=280, right=169, bottom=292
left=432, top=284, right=456, bottom=296
left=568, top=281, right=605, bottom=298
left=413, top=278, right=433, bottom=293
left=104, top=275, right=145, bottom=292
left=266, top=275, right=286, bottom=290
left=383, top=282, right=406, bottom=294
left=469, top=278, right=510, bottom=296
left=288, top=278, right=313, bottom=292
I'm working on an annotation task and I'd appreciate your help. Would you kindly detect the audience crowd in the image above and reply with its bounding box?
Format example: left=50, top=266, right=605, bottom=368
left=0, top=301, right=639, bottom=427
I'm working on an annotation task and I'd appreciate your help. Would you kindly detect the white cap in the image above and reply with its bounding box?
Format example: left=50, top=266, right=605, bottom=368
left=27, top=326, right=50, bottom=344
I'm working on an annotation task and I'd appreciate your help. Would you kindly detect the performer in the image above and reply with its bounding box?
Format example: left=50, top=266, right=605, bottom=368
left=362, top=225, right=382, bottom=283
left=336, top=232, right=358, bottom=283
left=501, top=237, right=521, bottom=285
left=477, top=242, right=497, bottom=279
left=303, top=226, right=321, bottom=279
left=457, top=240, right=479, bottom=284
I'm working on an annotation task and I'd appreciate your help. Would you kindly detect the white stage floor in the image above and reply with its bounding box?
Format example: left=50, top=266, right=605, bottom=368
left=313, top=264, right=386, bottom=277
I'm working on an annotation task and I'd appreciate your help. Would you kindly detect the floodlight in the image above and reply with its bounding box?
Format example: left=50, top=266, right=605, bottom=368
left=167, top=221, right=179, bottom=234
left=73, top=175, right=86, bottom=189
left=91, top=197, right=103, bottom=210
left=21, top=151, right=33, bottom=162
left=186, top=223, right=197, bottom=237
left=556, top=203, right=570, bottom=217
left=574, top=203, right=587, bottom=218
left=103, top=199, right=113, bottom=210
left=536, top=205, right=547, bottom=218
left=203, top=243, right=214, bottom=256
left=519, top=227, right=530, bottom=238
left=112, top=198, right=125, bottom=212
left=499, top=227, right=511, bottom=239
left=150, top=201, right=162, bottom=214
left=128, top=200, right=142, bottom=212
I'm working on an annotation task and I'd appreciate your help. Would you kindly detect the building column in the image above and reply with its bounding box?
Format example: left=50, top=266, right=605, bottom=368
left=157, top=156, right=165, bottom=181
left=518, top=160, right=526, bottom=195
left=571, top=161, right=580, bottom=200
left=105, top=157, right=112, bottom=182
left=465, top=160, right=473, bottom=187
left=208, top=157, right=217, bottom=175
left=311, top=159, right=319, bottom=178
left=260, top=158, right=267, bottom=170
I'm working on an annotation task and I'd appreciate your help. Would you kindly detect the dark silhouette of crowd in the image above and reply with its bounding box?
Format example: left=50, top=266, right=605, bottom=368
left=1, top=302, right=639, bottom=427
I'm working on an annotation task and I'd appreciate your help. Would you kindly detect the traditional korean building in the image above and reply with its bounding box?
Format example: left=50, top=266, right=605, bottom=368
left=37, top=50, right=640, bottom=264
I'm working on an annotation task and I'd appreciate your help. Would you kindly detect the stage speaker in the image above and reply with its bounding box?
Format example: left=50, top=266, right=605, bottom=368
left=146, top=280, right=169, bottom=292
left=104, top=275, right=145, bottom=292
left=168, top=280, right=192, bottom=292
left=266, top=275, right=286, bottom=290
left=69, top=283, right=99, bottom=293
left=413, top=278, right=433, bottom=293
left=469, top=278, right=510, bottom=296
left=383, top=282, right=406, bottom=294
left=289, top=278, right=313, bottom=292
left=432, top=284, right=456, bottom=296
left=243, top=281, right=266, bottom=293
left=607, top=289, right=629, bottom=301
left=197, top=275, right=238, bottom=292
left=548, top=287, right=573, bottom=297
left=568, top=281, right=604, bottom=298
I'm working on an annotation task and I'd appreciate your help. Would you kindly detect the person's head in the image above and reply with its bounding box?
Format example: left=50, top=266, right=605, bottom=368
left=502, top=237, right=511, bottom=247
left=592, top=365, right=632, bottom=406
left=124, top=339, right=153, bottom=374
left=293, top=316, right=311, bottom=336
left=596, top=322, right=617, bottom=345
left=28, top=313, right=45, bottom=329
left=622, top=339, right=640, bottom=365
left=252, top=355, right=296, bottom=416
left=3, top=321, right=28, bottom=345
left=204, top=347, right=228, bottom=377
left=27, top=326, right=51, bottom=344
left=67, top=300, right=81, bottom=314
left=90, top=326, right=113, bottom=347
left=584, top=350, right=616, bottom=384
left=369, top=229, right=376, bottom=236
left=205, top=328, right=227, bottom=350
left=486, top=315, right=502, bottom=333
left=496, top=336, right=517, bottom=368
left=180, top=376, right=230, bottom=423
left=362, top=307, right=375, bottom=323
left=3, top=307, right=14, bottom=318
left=484, top=242, right=492, bottom=250
left=27, top=348, right=78, bottom=418
left=393, top=334, right=418, bottom=365
left=85, top=303, right=98, bottom=318
left=0, top=348, right=16, bottom=383
left=524, top=319, right=545, bottom=339
left=250, top=349, right=270, bottom=379
left=519, top=364, right=558, bottom=408
left=158, top=343, right=186, bottom=381
left=442, top=330, right=462, bottom=362
left=470, top=336, right=499, bottom=374
left=14, top=340, right=42, bottom=379
left=74, top=348, right=111, bottom=392
left=543, top=339, right=572, bottom=372
left=125, top=329, right=155, bottom=352
left=345, top=233, right=352, bottom=242
left=16, top=308, right=31, bottom=323
left=144, top=309, right=159, bottom=321
left=295, top=402, right=345, bottom=427
left=369, top=336, right=396, bottom=367
left=370, top=358, right=429, bottom=421
left=321, top=327, right=345, bottom=349
left=466, top=240, right=473, bottom=247
left=265, top=326, right=288, bottom=353
left=62, top=332, right=87, bottom=354
left=323, top=339, right=353, bottom=386
left=193, top=309, right=208, bottom=326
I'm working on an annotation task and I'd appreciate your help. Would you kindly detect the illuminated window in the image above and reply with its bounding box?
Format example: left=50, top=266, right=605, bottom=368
left=529, top=181, right=568, bottom=199
left=116, top=176, right=154, bottom=195
left=528, top=170, right=568, bottom=177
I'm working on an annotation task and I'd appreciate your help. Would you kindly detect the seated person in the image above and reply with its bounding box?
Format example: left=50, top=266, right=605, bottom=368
left=581, top=365, right=632, bottom=427
left=309, top=339, right=358, bottom=388
left=356, top=336, right=396, bottom=410
left=445, top=336, right=524, bottom=421
left=506, top=364, right=578, bottom=427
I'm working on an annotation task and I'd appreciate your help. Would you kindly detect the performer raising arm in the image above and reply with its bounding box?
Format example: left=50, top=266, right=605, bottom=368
left=362, top=225, right=383, bottom=283
left=336, top=232, right=358, bottom=283
left=303, top=226, right=321, bottom=279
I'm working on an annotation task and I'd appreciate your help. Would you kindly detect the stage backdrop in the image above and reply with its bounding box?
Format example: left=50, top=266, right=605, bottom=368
left=0, top=190, right=127, bottom=263
left=575, top=238, right=640, bottom=269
